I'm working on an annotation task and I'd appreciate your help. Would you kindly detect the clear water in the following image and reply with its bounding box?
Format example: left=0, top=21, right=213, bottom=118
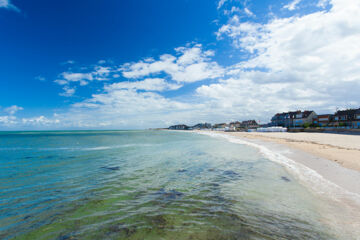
left=0, top=130, right=339, bottom=239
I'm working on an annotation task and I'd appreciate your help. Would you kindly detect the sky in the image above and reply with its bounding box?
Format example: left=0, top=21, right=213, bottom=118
left=0, top=0, right=359, bottom=130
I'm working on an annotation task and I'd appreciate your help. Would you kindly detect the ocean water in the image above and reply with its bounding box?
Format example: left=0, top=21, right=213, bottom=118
left=0, top=130, right=345, bottom=239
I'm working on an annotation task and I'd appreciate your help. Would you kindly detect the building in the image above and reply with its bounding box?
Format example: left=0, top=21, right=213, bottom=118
left=212, top=123, right=228, bottom=131
left=168, top=124, right=189, bottom=130
left=271, top=110, right=317, bottom=128
left=353, top=109, right=360, bottom=129
left=313, top=114, right=333, bottom=127
left=332, top=108, right=360, bottom=128
left=293, top=110, right=317, bottom=127
left=192, top=123, right=212, bottom=130
left=240, top=120, right=259, bottom=129
left=229, top=121, right=241, bottom=130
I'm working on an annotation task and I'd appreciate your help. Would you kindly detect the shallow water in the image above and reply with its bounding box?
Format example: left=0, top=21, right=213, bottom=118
left=0, top=130, right=341, bottom=239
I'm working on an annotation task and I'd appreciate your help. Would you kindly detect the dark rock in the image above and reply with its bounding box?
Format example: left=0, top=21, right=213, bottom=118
left=281, top=176, right=291, bottom=182
left=101, top=166, right=120, bottom=171
left=154, top=188, right=184, bottom=200
left=150, top=215, right=167, bottom=228
left=223, top=170, right=240, bottom=178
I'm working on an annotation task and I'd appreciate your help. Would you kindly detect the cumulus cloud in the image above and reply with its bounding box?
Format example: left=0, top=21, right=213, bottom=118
left=59, top=86, right=76, bottom=97
left=217, top=0, right=228, bottom=9
left=0, top=0, right=20, bottom=12
left=210, top=0, right=360, bottom=117
left=22, top=116, right=60, bottom=126
left=121, top=44, right=224, bottom=83
left=0, top=115, right=17, bottom=126
left=283, top=0, right=302, bottom=11
left=105, top=78, right=182, bottom=92
left=244, top=7, right=255, bottom=17
left=7, top=0, right=360, bottom=129
left=4, top=105, right=23, bottom=115
left=56, top=66, right=111, bottom=86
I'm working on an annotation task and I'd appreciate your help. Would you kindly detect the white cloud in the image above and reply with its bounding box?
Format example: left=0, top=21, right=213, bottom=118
left=35, top=76, right=46, bottom=82
left=206, top=0, right=360, bottom=119
left=217, top=0, right=228, bottom=9
left=7, top=0, right=360, bottom=129
left=59, top=86, right=76, bottom=97
left=105, top=78, right=182, bottom=92
left=61, top=72, right=94, bottom=86
left=121, top=44, right=224, bottom=83
left=317, top=0, right=330, bottom=8
left=55, top=66, right=112, bottom=88
left=283, top=0, right=302, bottom=11
left=244, top=7, right=255, bottom=17
left=0, top=0, right=20, bottom=12
left=22, top=116, right=60, bottom=126
left=4, top=105, right=23, bottom=115
left=0, top=115, right=17, bottom=126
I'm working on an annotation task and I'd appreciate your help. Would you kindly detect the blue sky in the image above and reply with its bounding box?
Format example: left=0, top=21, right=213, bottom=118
left=1, top=0, right=359, bottom=129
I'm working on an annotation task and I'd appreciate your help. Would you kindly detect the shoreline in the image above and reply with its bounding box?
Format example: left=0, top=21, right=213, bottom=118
left=195, top=130, right=360, bottom=196
left=193, top=130, right=360, bottom=239
left=224, top=131, right=360, bottom=172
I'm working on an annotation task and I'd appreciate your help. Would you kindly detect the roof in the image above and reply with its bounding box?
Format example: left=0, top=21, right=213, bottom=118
left=334, top=109, right=358, bottom=116
left=317, top=114, right=332, bottom=118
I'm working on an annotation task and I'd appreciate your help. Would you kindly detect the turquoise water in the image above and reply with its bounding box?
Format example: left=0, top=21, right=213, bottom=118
left=0, top=130, right=337, bottom=239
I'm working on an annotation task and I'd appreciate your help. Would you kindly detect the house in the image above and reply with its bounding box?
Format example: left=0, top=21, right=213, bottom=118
left=212, top=123, right=228, bottom=131
left=332, top=108, right=360, bottom=128
left=271, top=113, right=286, bottom=127
left=313, top=114, right=333, bottom=127
left=353, top=109, right=360, bottom=129
left=271, top=111, right=297, bottom=127
left=229, top=121, right=241, bottom=130
left=192, top=123, right=212, bottom=130
left=168, top=124, right=189, bottom=130
left=240, top=120, right=259, bottom=129
left=271, top=110, right=317, bottom=128
left=293, top=110, right=317, bottom=127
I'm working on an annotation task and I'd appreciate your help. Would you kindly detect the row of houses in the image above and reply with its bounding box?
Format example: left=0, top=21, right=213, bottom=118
left=271, top=108, right=360, bottom=128
left=168, top=123, right=212, bottom=130
left=168, top=107, right=360, bottom=131
left=169, top=120, right=260, bottom=131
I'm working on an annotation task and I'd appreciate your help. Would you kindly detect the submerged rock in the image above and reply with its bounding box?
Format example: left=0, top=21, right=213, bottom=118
left=223, top=170, right=241, bottom=178
left=281, top=176, right=291, bottom=182
left=101, top=166, right=120, bottom=171
left=107, top=225, right=137, bottom=237
left=154, top=188, right=184, bottom=200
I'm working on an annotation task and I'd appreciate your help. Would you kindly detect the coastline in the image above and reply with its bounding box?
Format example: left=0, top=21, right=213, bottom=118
left=195, top=130, right=360, bottom=196
left=224, top=132, right=360, bottom=172
left=193, top=130, right=360, bottom=239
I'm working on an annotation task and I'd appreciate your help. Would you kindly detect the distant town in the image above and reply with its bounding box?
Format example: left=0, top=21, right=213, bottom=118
left=168, top=107, right=360, bottom=132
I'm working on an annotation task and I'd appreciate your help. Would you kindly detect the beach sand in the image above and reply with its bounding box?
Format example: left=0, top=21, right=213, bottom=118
left=224, top=132, right=360, bottom=172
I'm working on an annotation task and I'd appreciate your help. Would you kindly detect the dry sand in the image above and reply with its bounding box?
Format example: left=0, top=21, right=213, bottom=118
left=223, top=132, right=360, bottom=172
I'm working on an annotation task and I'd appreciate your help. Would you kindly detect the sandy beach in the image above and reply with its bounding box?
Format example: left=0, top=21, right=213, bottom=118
left=223, top=132, right=360, bottom=172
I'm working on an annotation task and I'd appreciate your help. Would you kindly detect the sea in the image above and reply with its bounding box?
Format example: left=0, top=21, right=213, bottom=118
left=0, top=130, right=357, bottom=239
